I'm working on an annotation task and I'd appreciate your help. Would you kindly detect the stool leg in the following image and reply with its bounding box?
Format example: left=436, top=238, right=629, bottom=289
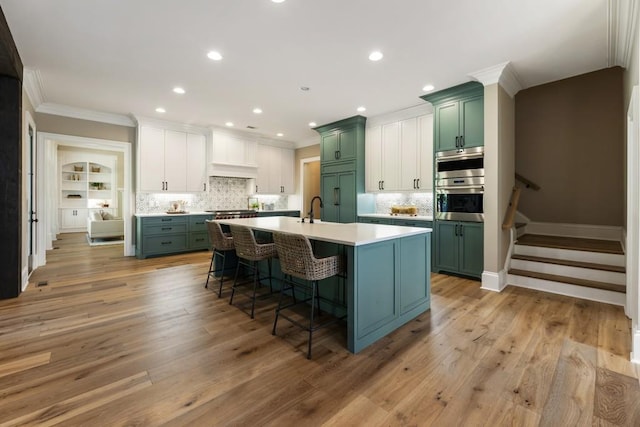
left=217, top=251, right=226, bottom=298
left=268, top=258, right=273, bottom=293
left=315, top=281, right=322, bottom=316
left=272, top=274, right=287, bottom=335
left=205, top=250, right=215, bottom=289
left=229, top=260, right=241, bottom=305
left=307, top=280, right=317, bottom=359
left=250, top=261, right=259, bottom=319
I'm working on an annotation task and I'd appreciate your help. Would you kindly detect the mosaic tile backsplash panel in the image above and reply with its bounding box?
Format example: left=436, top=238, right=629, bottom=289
left=374, top=192, right=433, bottom=217
left=136, top=177, right=288, bottom=213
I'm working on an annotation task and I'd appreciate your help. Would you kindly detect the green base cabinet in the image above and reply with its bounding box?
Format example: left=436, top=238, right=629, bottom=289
left=136, top=214, right=213, bottom=259
left=434, top=220, right=483, bottom=279
left=421, top=82, right=484, bottom=152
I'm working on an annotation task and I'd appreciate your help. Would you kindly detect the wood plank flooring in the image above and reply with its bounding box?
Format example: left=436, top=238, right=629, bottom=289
left=0, top=232, right=638, bottom=426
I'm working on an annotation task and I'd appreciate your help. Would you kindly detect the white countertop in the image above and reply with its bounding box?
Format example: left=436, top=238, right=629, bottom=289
left=135, top=211, right=212, bottom=217
left=358, top=213, right=433, bottom=221
left=215, top=216, right=431, bottom=246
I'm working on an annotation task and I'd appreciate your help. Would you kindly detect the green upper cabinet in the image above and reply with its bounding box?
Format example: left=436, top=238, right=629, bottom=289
left=421, top=82, right=484, bottom=152
left=316, top=116, right=365, bottom=164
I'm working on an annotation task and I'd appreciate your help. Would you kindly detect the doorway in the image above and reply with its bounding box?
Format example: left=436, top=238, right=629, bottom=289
left=300, top=156, right=321, bottom=219
left=37, top=132, right=134, bottom=261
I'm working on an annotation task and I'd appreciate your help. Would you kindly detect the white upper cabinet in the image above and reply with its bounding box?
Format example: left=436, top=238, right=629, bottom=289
left=255, top=144, right=295, bottom=194
left=210, top=131, right=257, bottom=167
left=365, top=113, right=433, bottom=192
left=186, top=133, right=207, bottom=192
left=138, top=124, right=207, bottom=192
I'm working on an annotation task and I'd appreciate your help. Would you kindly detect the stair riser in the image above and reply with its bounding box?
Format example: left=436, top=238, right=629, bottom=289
left=513, top=244, right=625, bottom=267
left=510, top=259, right=626, bottom=285
left=507, top=274, right=626, bottom=306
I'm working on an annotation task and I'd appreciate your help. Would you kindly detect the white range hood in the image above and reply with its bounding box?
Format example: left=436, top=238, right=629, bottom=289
left=208, top=127, right=258, bottom=179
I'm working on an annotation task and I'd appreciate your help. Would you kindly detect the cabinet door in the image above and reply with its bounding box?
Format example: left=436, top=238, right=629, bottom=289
left=435, top=221, right=459, bottom=273
left=267, top=147, right=282, bottom=193
left=186, top=133, right=207, bottom=192
left=321, top=173, right=338, bottom=222
left=280, top=148, right=295, bottom=194
left=337, top=171, right=356, bottom=223
left=460, top=96, right=484, bottom=148
left=365, top=126, right=383, bottom=192
left=434, top=102, right=460, bottom=152
left=256, top=144, right=273, bottom=193
left=400, top=234, right=430, bottom=314
left=458, top=222, right=484, bottom=277
left=399, top=118, right=418, bottom=190
left=139, top=126, right=166, bottom=192
left=417, top=114, right=434, bottom=190
left=163, top=130, right=187, bottom=192
left=337, top=126, right=358, bottom=162
left=60, top=208, right=87, bottom=230
left=321, top=132, right=339, bottom=163
left=381, top=122, right=400, bottom=191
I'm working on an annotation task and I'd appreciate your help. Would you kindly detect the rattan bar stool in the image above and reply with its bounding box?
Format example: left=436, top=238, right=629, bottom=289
left=205, top=220, right=236, bottom=297
left=228, top=224, right=278, bottom=319
left=271, top=231, right=345, bottom=359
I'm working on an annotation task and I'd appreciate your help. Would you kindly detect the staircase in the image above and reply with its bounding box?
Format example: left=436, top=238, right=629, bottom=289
left=508, top=233, right=626, bottom=306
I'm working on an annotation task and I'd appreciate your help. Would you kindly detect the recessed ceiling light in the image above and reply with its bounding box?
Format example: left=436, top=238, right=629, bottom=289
left=173, top=87, right=185, bottom=94
left=207, top=51, right=223, bottom=61
left=308, top=122, right=317, bottom=127
left=368, top=51, right=383, bottom=61
left=272, top=0, right=285, bottom=3
left=225, top=122, right=234, bottom=127
left=357, top=106, right=366, bottom=112
left=422, top=84, right=435, bottom=92
left=155, top=107, right=166, bottom=113
left=253, top=108, right=263, bottom=114
left=277, top=133, right=284, bottom=137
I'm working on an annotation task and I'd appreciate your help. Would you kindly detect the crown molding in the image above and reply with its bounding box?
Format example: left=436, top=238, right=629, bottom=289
left=366, top=103, right=433, bottom=128
left=134, top=115, right=209, bottom=135
left=23, top=67, right=45, bottom=109
left=468, top=61, right=523, bottom=98
left=37, top=102, right=136, bottom=127
left=608, top=0, right=638, bottom=68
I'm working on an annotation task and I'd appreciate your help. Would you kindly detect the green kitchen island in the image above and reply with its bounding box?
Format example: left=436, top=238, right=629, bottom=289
left=216, top=216, right=432, bottom=354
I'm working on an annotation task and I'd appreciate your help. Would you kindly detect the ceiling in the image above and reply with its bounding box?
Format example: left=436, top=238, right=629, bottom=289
left=0, top=0, right=621, bottom=144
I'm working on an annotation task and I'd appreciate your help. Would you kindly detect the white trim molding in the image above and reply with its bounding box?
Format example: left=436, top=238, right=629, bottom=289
left=135, top=115, right=209, bottom=135
left=468, top=61, right=523, bottom=98
left=632, top=327, right=640, bottom=364
left=37, top=102, right=136, bottom=127
left=608, top=0, right=639, bottom=68
left=23, top=68, right=45, bottom=109
left=481, top=270, right=507, bottom=292
left=365, top=103, right=433, bottom=128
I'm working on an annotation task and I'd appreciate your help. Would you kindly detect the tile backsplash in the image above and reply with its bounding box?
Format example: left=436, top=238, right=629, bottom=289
left=135, top=177, right=288, bottom=213
left=374, top=192, right=433, bottom=217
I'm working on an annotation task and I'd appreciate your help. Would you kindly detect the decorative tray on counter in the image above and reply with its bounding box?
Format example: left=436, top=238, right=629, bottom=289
left=390, top=205, right=418, bottom=216
left=166, top=211, right=189, bottom=214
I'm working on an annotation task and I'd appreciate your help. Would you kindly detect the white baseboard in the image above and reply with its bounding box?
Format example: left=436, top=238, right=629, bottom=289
left=631, top=328, right=640, bottom=365
left=22, top=267, right=29, bottom=291
left=526, top=221, right=623, bottom=242
left=481, top=270, right=507, bottom=292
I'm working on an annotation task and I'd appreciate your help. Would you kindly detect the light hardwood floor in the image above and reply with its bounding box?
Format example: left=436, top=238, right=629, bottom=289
left=1, top=232, right=639, bottom=426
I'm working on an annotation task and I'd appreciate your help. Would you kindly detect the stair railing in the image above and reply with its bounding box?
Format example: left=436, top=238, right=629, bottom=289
left=515, top=173, right=541, bottom=191
left=502, top=186, right=522, bottom=230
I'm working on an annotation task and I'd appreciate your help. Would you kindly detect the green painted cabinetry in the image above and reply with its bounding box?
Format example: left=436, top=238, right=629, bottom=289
left=434, top=220, right=483, bottom=278
left=136, top=213, right=213, bottom=259
left=421, top=82, right=484, bottom=152
left=315, top=115, right=373, bottom=223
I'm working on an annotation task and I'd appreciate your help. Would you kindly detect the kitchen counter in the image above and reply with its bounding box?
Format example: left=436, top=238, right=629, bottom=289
left=134, top=211, right=212, bottom=217
left=215, top=216, right=430, bottom=246
left=216, top=215, right=431, bottom=353
left=358, top=213, right=433, bottom=221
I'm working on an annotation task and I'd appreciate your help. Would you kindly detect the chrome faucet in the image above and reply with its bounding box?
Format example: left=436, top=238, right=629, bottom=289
left=308, top=196, right=323, bottom=224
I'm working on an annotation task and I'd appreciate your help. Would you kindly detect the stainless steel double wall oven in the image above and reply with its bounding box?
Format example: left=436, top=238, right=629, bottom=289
left=435, top=146, right=484, bottom=222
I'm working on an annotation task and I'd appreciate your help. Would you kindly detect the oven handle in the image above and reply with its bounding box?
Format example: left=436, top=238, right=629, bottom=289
left=435, top=152, right=484, bottom=162
left=436, top=185, right=484, bottom=193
